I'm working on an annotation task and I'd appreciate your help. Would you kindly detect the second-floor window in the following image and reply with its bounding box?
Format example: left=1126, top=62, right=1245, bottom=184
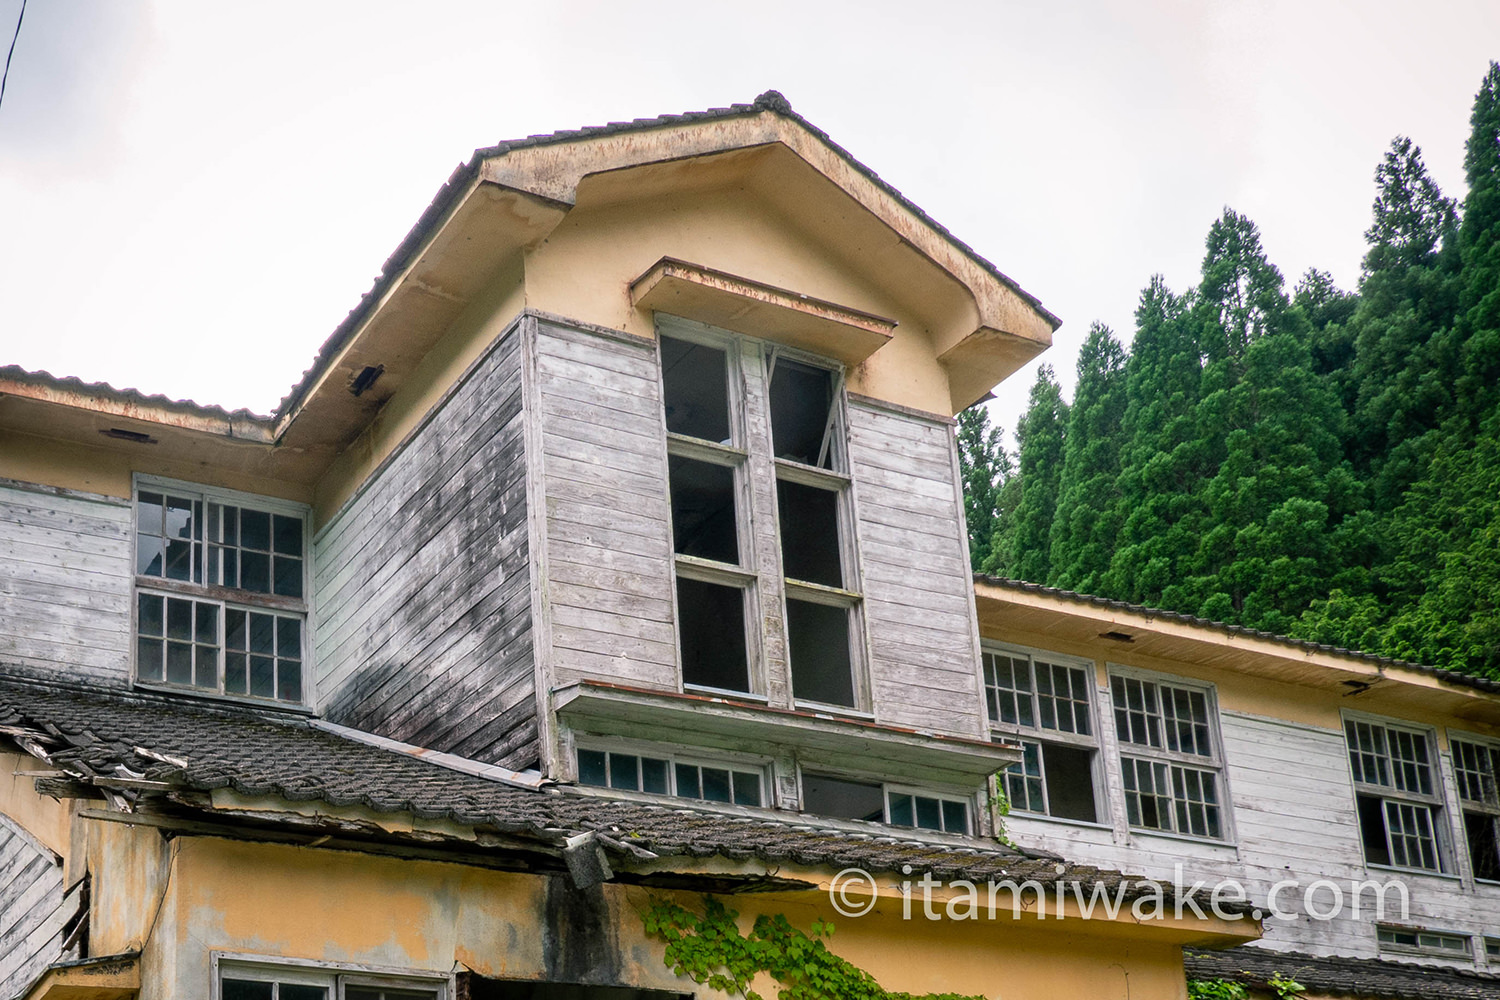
left=1452, top=735, right=1500, bottom=881
left=799, top=772, right=972, bottom=834
left=1344, top=716, right=1446, bottom=872
left=134, top=479, right=309, bottom=705
left=984, top=646, right=1100, bottom=823
left=659, top=321, right=864, bottom=710
left=1111, top=671, right=1227, bottom=840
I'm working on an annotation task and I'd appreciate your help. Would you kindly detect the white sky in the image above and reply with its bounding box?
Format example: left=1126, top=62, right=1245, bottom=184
left=1, top=1, right=1496, bottom=443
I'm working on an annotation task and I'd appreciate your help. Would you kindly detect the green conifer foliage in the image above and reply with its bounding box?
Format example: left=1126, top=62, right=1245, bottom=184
left=1101, top=276, right=1206, bottom=605
left=955, top=404, right=1014, bottom=570
left=1048, top=323, right=1127, bottom=594
left=1002, top=367, right=1068, bottom=584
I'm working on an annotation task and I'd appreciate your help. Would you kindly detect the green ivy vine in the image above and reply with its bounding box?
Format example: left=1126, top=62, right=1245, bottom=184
left=641, top=896, right=984, bottom=1000
left=1187, top=972, right=1305, bottom=1000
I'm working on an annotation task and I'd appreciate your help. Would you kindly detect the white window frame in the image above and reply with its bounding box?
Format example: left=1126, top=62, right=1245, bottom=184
left=132, top=475, right=313, bottom=708
left=574, top=737, right=771, bottom=808
left=982, top=642, right=1104, bottom=826
left=1446, top=728, right=1500, bottom=883
left=655, top=317, right=869, bottom=713
left=1107, top=665, right=1232, bottom=843
left=883, top=782, right=974, bottom=835
left=211, top=954, right=451, bottom=1000
left=1343, top=710, right=1450, bottom=875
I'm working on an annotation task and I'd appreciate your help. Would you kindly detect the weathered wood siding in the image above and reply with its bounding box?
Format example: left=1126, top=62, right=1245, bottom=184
left=0, top=814, right=70, bottom=997
left=314, top=320, right=538, bottom=768
left=846, top=401, right=987, bottom=737
left=0, top=482, right=132, bottom=685
left=529, top=318, right=678, bottom=692
left=1006, top=702, right=1500, bottom=962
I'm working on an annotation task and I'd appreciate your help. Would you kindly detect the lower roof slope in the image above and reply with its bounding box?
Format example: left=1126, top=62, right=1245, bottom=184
left=1185, top=947, right=1500, bottom=1000
left=0, top=673, right=1182, bottom=899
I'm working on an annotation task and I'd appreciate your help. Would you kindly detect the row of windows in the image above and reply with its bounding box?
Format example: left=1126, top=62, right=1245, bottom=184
left=986, top=645, right=1500, bottom=884
left=573, top=744, right=972, bottom=835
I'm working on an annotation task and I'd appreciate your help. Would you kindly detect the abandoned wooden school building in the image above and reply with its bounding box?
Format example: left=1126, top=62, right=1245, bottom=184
left=0, top=94, right=1498, bottom=999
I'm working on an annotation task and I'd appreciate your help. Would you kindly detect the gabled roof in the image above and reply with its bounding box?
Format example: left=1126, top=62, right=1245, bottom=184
left=1184, top=947, right=1500, bottom=1000
left=2, top=93, right=1058, bottom=459
left=0, top=672, right=1204, bottom=905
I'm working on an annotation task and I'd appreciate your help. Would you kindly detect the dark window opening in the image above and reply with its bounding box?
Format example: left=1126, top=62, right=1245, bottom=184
left=1465, top=811, right=1500, bottom=881
left=668, top=456, right=739, bottom=564
left=676, top=577, right=748, bottom=692
left=776, top=480, right=842, bottom=587
left=787, top=599, right=853, bottom=707
left=661, top=336, right=731, bottom=444
left=1041, top=741, right=1097, bottom=823
left=768, top=357, right=836, bottom=467
left=802, top=773, right=883, bottom=823
left=1356, top=793, right=1393, bottom=867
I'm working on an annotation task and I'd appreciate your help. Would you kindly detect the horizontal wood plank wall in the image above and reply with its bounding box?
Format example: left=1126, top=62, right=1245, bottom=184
left=314, top=321, right=538, bottom=768
left=0, top=483, right=132, bottom=685
left=531, top=319, right=678, bottom=692
left=1007, top=708, right=1500, bottom=961
left=845, top=402, right=986, bottom=737
left=0, top=815, right=67, bottom=997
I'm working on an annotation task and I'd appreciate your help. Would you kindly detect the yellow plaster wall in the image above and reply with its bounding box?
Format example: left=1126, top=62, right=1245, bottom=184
left=0, top=752, right=71, bottom=858
left=134, top=835, right=1212, bottom=1000
left=523, top=184, right=960, bottom=417
left=86, top=819, right=174, bottom=958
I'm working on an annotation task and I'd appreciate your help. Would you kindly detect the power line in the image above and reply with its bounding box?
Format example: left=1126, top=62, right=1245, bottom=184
left=0, top=0, right=27, bottom=114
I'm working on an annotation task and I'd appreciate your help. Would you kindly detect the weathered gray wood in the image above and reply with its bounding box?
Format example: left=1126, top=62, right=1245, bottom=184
left=531, top=318, right=679, bottom=694
left=315, top=318, right=538, bottom=767
left=0, top=484, right=132, bottom=686
left=845, top=400, right=985, bottom=737
left=0, top=817, right=69, bottom=999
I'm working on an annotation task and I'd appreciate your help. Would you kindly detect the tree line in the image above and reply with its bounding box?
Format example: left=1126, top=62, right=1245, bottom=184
left=960, top=62, right=1500, bottom=680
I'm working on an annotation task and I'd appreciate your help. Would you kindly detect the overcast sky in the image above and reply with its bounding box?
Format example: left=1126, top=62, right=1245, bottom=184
left=1, top=1, right=1497, bottom=443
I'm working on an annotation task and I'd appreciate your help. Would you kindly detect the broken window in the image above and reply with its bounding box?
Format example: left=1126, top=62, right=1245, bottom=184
left=769, top=355, right=839, bottom=468
left=986, top=647, right=1100, bottom=824
left=675, top=577, right=748, bottom=692
left=1452, top=737, right=1500, bottom=881
left=1344, top=717, right=1446, bottom=872
left=668, top=456, right=739, bottom=564
left=576, top=746, right=764, bottom=807
left=134, top=480, right=309, bottom=705
left=661, top=330, right=754, bottom=694
left=800, top=773, right=885, bottom=823
left=801, top=772, right=972, bottom=833
left=786, top=599, right=853, bottom=707
left=659, top=324, right=864, bottom=705
left=660, top=336, right=731, bottom=444
left=1110, top=671, right=1227, bottom=840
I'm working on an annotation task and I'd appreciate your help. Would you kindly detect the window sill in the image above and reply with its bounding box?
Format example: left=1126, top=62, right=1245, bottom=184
left=1006, top=811, right=1114, bottom=833
left=794, top=700, right=875, bottom=722
left=684, top=684, right=768, bottom=703
left=132, top=681, right=315, bottom=716
left=1367, top=863, right=1461, bottom=882
left=1127, top=827, right=1238, bottom=852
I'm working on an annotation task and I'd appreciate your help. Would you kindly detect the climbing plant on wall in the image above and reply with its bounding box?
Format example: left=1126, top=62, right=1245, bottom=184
left=641, top=897, right=984, bottom=1000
